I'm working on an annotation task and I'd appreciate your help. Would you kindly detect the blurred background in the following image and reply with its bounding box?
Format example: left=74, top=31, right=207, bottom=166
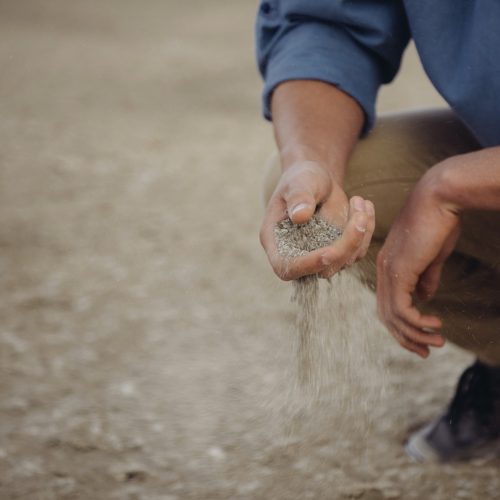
left=1, top=1, right=498, bottom=499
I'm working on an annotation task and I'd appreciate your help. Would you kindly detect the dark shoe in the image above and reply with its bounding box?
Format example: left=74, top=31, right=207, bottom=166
left=406, top=360, right=500, bottom=462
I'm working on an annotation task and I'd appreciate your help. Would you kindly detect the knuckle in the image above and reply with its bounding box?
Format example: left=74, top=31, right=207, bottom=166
left=273, top=261, right=292, bottom=282
left=278, top=270, right=293, bottom=282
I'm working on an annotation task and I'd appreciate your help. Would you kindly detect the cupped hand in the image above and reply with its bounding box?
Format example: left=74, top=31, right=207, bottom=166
left=376, top=167, right=462, bottom=358
left=260, top=161, right=375, bottom=280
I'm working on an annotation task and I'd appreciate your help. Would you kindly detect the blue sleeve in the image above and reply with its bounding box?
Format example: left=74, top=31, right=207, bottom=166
left=255, top=0, right=411, bottom=133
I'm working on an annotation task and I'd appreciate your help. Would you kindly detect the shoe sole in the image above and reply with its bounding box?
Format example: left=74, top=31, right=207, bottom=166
left=406, top=424, right=500, bottom=463
left=405, top=423, right=440, bottom=462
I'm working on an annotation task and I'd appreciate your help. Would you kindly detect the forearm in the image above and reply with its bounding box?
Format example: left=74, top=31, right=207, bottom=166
left=432, top=147, right=500, bottom=212
left=271, top=80, right=364, bottom=185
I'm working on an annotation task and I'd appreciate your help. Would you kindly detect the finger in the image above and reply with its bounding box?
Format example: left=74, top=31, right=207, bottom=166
left=379, top=261, right=443, bottom=331
left=376, top=254, right=390, bottom=325
left=284, top=188, right=317, bottom=225
left=315, top=198, right=369, bottom=277
left=354, top=199, right=375, bottom=261
left=260, top=195, right=287, bottom=253
left=379, top=278, right=443, bottom=345
left=387, top=324, right=431, bottom=358
left=318, top=263, right=343, bottom=279
left=320, top=196, right=368, bottom=272
left=261, top=194, right=365, bottom=281
left=283, top=213, right=368, bottom=280
left=416, top=261, right=444, bottom=301
left=267, top=245, right=341, bottom=281
left=391, top=316, right=445, bottom=347
left=395, top=298, right=443, bottom=331
left=282, top=169, right=327, bottom=225
left=327, top=205, right=367, bottom=259
left=260, top=196, right=299, bottom=279
left=349, top=195, right=366, bottom=217
left=376, top=259, right=439, bottom=357
left=320, top=212, right=371, bottom=277
left=316, top=214, right=367, bottom=278
left=415, top=222, right=460, bottom=300
left=395, top=332, right=430, bottom=358
left=284, top=215, right=374, bottom=279
left=281, top=248, right=341, bottom=281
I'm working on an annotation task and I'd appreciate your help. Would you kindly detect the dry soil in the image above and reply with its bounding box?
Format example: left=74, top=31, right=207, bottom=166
left=0, top=1, right=498, bottom=499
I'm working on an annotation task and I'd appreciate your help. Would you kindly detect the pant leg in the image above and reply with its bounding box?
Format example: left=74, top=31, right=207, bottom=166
left=263, top=108, right=500, bottom=365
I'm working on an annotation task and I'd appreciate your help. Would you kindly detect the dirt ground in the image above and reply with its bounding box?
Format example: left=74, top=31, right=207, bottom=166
left=0, top=1, right=499, bottom=499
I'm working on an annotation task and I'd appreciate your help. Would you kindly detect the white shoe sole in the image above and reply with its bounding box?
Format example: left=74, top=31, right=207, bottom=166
left=406, top=423, right=500, bottom=463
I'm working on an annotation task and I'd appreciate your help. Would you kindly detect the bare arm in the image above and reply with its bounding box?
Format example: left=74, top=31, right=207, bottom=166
left=261, top=80, right=376, bottom=280
left=434, top=147, right=500, bottom=212
left=376, top=147, right=500, bottom=358
left=271, top=80, right=364, bottom=186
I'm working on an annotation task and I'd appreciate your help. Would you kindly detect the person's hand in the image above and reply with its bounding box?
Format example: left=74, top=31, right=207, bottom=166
left=260, top=160, right=375, bottom=280
left=376, top=166, right=462, bottom=358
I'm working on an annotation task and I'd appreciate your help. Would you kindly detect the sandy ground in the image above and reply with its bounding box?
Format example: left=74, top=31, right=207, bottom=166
left=0, top=1, right=499, bottom=499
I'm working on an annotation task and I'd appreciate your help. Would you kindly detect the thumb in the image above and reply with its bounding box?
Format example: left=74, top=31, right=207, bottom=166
left=416, top=261, right=444, bottom=301
left=416, top=223, right=460, bottom=301
left=284, top=189, right=316, bottom=224
left=280, top=162, right=330, bottom=224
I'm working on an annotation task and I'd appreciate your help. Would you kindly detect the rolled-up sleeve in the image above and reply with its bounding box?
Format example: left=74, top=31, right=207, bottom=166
left=255, top=0, right=411, bottom=133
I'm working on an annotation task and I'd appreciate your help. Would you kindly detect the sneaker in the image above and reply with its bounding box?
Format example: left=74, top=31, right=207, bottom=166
left=406, top=360, right=500, bottom=462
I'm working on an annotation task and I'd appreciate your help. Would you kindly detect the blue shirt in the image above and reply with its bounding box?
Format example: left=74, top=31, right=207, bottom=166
left=256, top=0, right=500, bottom=147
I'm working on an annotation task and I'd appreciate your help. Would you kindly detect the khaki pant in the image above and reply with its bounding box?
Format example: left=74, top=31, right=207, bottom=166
left=264, top=109, right=500, bottom=365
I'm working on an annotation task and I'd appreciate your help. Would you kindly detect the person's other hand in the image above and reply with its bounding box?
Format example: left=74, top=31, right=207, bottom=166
left=376, top=166, right=462, bottom=358
left=260, top=160, right=375, bottom=280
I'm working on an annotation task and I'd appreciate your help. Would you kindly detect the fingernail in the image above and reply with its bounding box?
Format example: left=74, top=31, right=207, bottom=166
left=353, top=198, right=365, bottom=211
left=291, top=203, right=311, bottom=216
left=366, top=202, right=375, bottom=215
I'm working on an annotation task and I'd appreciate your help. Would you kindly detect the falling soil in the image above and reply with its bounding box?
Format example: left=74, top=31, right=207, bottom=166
left=274, top=215, right=388, bottom=436
left=275, top=215, right=343, bottom=392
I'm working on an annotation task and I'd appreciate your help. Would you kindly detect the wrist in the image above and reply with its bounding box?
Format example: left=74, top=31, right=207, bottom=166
left=421, top=160, right=465, bottom=214
left=279, top=145, right=346, bottom=186
left=424, top=148, right=500, bottom=212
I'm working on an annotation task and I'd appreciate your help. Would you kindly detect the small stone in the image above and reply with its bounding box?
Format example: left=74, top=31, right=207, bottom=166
left=237, top=480, right=261, bottom=495
left=207, top=446, right=226, bottom=460
left=109, top=462, right=149, bottom=482
left=51, top=476, right=76, bottom=495
left=118, top=381, right=136, bottom=396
